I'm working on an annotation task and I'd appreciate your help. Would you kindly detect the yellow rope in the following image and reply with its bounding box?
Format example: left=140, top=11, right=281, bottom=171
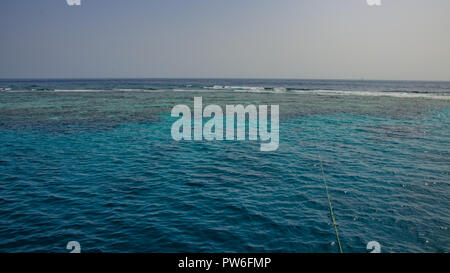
left=320, top=158, right=343, bottom=253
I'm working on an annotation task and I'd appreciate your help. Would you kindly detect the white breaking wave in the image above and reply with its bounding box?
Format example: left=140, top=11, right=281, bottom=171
left=54, top=89, right=101, bottom=92
left=198, top=86, right=450, bottom=99
left=54, top=89, right=162, bottom=92
left=206, top=85, right=267, bottom=92
left=293, top=90, right=450, bottom=100
left=273, top=87, right=287, bottom=93
left=204, top=86, right=450, bottom=99
left=173, top=88, right=213, bottom=92
left=112, top=88, right=162, bottom=92
left=113, top=88, right=143, bottom=92
left=10, top=86, right=448, bottom=100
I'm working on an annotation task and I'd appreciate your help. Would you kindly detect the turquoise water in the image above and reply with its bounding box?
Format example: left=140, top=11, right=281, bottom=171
left=0, top=79, right=449, bottom=252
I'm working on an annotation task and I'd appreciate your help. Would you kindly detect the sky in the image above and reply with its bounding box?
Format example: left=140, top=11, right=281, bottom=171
left=0, top=0, right=449, bottom=81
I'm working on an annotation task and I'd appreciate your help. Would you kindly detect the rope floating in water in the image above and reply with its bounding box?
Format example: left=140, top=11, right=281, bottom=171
left=319, top=158, right=343, bottom=253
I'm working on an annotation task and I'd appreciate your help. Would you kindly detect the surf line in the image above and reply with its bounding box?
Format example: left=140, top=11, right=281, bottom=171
left=319, top=158, right=344, bottom=253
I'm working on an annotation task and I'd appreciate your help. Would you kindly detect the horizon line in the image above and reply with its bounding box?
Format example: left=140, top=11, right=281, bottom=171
left=0, top=77, right=449, bottom=83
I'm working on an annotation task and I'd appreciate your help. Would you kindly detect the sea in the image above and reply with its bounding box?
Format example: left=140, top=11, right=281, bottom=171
left=0, top=78, right=449, bottom=253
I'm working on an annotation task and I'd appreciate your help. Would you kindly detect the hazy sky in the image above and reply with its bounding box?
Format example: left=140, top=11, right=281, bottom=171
left=1, top=0, right=449, bottom=80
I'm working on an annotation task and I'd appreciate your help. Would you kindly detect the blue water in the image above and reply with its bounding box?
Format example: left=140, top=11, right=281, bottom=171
left=0, top=79, right=449, bottom=253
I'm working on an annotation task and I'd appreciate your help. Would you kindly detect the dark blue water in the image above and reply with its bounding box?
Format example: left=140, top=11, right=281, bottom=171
left=0, top=79, right=449, bottom=253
